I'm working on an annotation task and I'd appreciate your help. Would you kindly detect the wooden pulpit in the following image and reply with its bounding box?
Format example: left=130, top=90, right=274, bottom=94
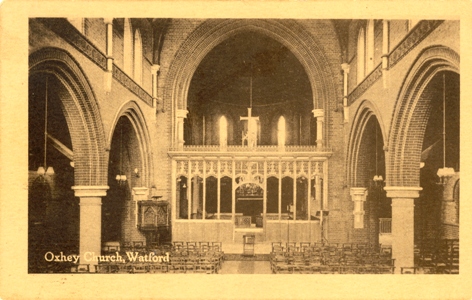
left=137, top=198, right=170, bottom=247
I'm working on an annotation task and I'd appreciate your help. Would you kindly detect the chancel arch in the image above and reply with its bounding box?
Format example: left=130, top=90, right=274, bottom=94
left=165, top=19, right=340, bottom=148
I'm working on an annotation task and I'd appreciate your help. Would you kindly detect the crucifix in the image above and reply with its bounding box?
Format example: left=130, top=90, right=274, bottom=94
left=240, top=76, right=259, bottom=148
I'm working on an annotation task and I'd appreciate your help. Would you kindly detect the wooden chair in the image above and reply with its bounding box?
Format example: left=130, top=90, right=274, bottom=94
left=73, top=264, right=90, bottom=273
left=133, top=241, right=145, bottom=252
left=299, top=242, right=311, bottom=252
left=169, top=256, right=186, bottom=273
left=131, top=263, right=148, bottom=273
left=95, top=263, right=111, bottom=273
left=401, top=267, right=417, bottom=274
left=122, top=241, right=133, bottom=252
left=184, top=255, right=198, bottom=273
left=148, top=262, right=168, bottom=273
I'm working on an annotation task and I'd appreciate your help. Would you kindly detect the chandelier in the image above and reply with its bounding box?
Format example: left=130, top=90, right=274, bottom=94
left=37, top=76, right=55, bottom=177
left=115, top=122, right=127, bottom=184
left=373, top=123, right=383, bottom=185
left=437, top=73, right=455, bottom=185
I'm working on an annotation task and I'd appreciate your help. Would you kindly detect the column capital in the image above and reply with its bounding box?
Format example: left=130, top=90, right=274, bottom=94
left=384, top=186, right=422, bottom=199
left=133, top=187, right=149, bottom=196
left=350, top=187, right=368, bottom=200
left=72, top=185, right=109, bottom=197
left=151, top=64, right=160, bottom=74
left=133, top=187, right=149, bottom=201
left=176, top=109, right=189, bottom=119
left=341, top=63, right=350, bottom=73
left=312, top=109, right=324, bottom=118
left=104, top=18, right=114, bottom=25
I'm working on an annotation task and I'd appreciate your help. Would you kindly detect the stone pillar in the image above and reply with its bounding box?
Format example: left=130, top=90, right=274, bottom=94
left=151, top=64, right=160, bottom=110
left=381, top=19, right=390, bottom=88
left=384, top=186, right=422, bottom=273
left=176, top=109, right=188, bottom=150
left=133, top=187, right=149, bottom=226
left=312, top=109, right=324, bottom=149
left=350, top=187, right=368, bottom=229
left=104, top=18, right=114, bottom=92
left=72, top=185, right=109, bottom=272
left=341, top=63, right=350, bottom=123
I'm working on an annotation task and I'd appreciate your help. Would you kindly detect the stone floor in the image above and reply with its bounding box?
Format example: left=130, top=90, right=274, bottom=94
left=219, top=261, right=272, bottom=274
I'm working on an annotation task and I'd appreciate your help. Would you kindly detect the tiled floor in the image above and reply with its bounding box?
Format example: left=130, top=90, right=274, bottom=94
left=219, top=261, right=272, bottom=274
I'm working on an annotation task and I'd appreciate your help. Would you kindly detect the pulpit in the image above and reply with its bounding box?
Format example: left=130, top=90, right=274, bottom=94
left=137, top=197, right=170, bottom=247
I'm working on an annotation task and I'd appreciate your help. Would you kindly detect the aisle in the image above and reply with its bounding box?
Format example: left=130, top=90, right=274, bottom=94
left=219, top=261, right=272, bottom=274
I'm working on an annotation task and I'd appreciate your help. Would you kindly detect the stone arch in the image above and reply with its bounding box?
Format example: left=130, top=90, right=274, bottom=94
left=29, top=47, right=107, bottom=186
left=387, top=45, right=459, bottom=187
left=108, top=100, right=153, bottom=187
left=347, top=100, right=387, bottom=187
left=164, top=19, right=339, bottom=146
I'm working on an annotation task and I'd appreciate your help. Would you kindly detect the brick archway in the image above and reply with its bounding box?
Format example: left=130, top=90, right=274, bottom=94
left=108, top=100, right=153, bottom=188
left=347, top=100, right=387, bottom=187
left=29, top=47, right=107, bottom=186
left=164, top=19, right=340, bottom=147
left=387, top=46, right=459, bottom=187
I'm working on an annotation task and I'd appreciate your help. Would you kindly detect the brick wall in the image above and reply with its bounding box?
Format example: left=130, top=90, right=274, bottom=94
left=84, top=18, right=106, bottom=54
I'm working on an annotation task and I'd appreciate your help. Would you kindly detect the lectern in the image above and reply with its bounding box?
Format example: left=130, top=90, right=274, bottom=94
left=137, top=197, right=170, bottom=246
left=243, top=235, right=255, bottom=256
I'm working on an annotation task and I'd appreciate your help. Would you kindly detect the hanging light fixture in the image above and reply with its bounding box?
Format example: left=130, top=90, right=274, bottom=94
left=437, top=73, right=455, bottom=184
left=373, top=124, right=383, bottom=185
left=116, top=122, right=127, bottom=184
left=37, top=76, right=55, bottom=177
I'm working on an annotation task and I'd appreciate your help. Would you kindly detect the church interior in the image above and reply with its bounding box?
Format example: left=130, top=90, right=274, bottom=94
left=27, top=18, right=459, bottom=274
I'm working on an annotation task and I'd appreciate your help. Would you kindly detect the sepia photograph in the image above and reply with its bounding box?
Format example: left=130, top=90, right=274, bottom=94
left=1, top=1, right=471, bottom=299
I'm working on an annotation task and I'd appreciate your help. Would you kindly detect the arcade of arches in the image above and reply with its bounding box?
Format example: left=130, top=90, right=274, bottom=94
left=28, top=18, right=459, bottom=273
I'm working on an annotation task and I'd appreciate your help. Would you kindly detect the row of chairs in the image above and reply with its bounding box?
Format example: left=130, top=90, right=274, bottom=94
left=271, top=243, right=392, bottom=259
left=172, top=241, right=223, bottom=252
left=167, top=252, right=222, bottom=274
left=415, top=239, right=459, bottom=274
left=270, top=253, right=395, bottom=274
left=73, top=250, right=223, bottom=274
left=271, top=242, right=388, bottom=253
left=270, top=242, right=394, bottom=274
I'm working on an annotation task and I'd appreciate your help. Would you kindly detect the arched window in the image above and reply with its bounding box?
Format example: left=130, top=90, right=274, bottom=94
left=133, top=29, right=143, bottom=85
left=123, top=18, right=133, bottom=76
left=357, top=27, right=365, bottom=83
left=219, top=115, right=228, bottom=147
left=277, top=116, right=286, bottom=147
left=366, top=20, right=375, bottom=73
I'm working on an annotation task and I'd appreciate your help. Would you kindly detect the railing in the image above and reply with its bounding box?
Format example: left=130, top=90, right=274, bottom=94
left=347, top=20, right=444, bottom=105
left=379, top=218, right=392, bottom=234
left=169, top=145, right=332, bottom=153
